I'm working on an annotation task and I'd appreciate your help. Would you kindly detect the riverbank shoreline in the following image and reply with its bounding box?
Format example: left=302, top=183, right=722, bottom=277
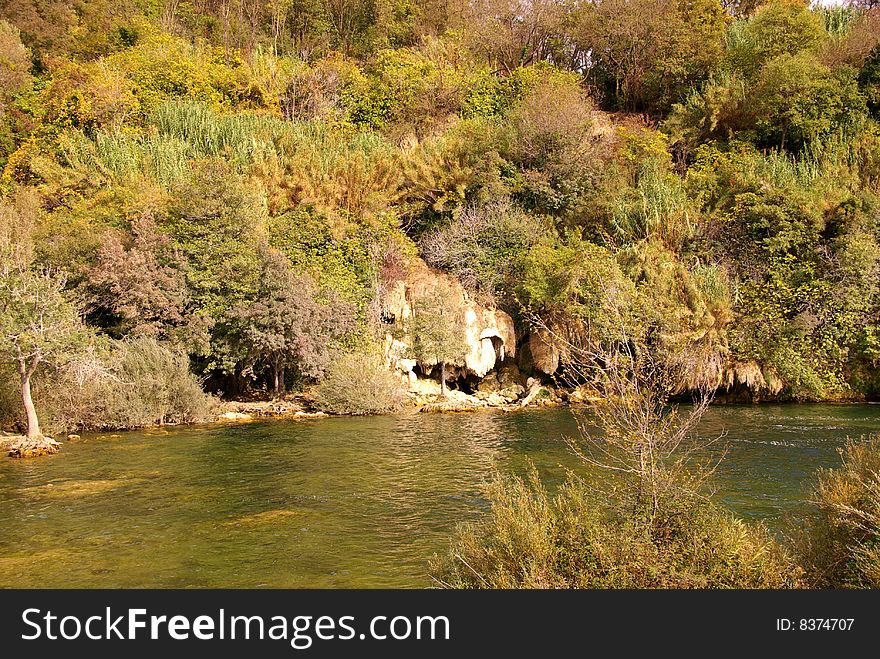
left=2, top=381, right=567, bottom=457
left=224, top=380, right=568, bottom=419
left=5, top=382, right=874, bottom=459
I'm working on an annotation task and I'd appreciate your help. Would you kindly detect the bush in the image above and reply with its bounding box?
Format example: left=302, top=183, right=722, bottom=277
left=431, top=468, right=799, bottom=589
left=105, top=32, right=261, bottom=115
left=516, top=234, right=639, bottom=342
left=314, top=350, right=408, bottom=415
left=728, top=0, right=827, bottom=74
left=420, top=198, right=546, bottom=306
left=28, top=337, right=215, bottom=433
left=796, top=435, right=880, bottom=588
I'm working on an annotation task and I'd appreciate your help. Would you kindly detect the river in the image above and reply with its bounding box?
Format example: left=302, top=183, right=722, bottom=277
left=1, top=404, right=878, bottom=588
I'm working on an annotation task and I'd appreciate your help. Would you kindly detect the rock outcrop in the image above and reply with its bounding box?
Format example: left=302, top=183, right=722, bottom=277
left=381, top=259, right=516, bottom=381
left=5, top=436, right=60, bottom=458
left=528, top=328, right=561, bottom=374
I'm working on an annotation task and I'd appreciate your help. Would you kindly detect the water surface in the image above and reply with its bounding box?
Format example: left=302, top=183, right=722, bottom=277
left=1, top=404, right=878, bottom=587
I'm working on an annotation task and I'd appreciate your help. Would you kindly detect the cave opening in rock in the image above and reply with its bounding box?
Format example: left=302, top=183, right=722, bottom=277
left=412, top=363, right=473, bottom=394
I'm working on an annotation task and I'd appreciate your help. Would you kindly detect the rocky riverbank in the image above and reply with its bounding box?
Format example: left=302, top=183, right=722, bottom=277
left=2, top=434, right=61, bottom=458
left=2, top=371, right=574, bottom=458
left=217, top=377, right=567, bottom=421
left=215, top=399, right=329, bottom=423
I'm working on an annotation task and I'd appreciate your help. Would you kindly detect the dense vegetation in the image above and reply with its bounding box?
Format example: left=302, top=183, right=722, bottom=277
left=432, top=435, right=880, bottom=589
left=1, top=0, right=880, bottom=438
left=796, top=435, right=880, bottom=588
left=431, top=467, right=800, bottom=588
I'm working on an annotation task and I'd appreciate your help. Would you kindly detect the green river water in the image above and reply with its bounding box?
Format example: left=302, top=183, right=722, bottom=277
left=1, top=404, right=878, bottom=588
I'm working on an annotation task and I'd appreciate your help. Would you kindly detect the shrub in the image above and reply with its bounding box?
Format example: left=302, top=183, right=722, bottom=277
left=752, top=53, right=865, bottom=151
left=420, top=198, right=546, bottom=306
left=398, top=118, right=506, bottom=229
left=105, top=32, right=261, bottom=115
left=314, top=350, right=408, bottom=415
left=28, top=337, right=215, bottom=433
left=796, top=435, right=880, bottom=588
left=38, top=60, right=140, bottom=135
left=0, top=20, right=32, bottom=100
left=727, top=0, right=827, bottom=74
left=516, top=234, right=639, bottom=342
left=431, top=468, right=799, bottom=589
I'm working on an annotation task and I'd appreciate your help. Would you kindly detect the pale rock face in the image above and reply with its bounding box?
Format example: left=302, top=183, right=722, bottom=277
left=528, top=328, right=560, bottom=375
left=381, top=259, right=516, bottom=382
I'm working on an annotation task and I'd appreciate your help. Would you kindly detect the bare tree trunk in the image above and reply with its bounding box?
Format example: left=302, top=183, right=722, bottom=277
left=440, top=361, right=447, bottom=397
left=18, top=359, right=41, bottom=440
left=273, top=362, right=286, bottom=397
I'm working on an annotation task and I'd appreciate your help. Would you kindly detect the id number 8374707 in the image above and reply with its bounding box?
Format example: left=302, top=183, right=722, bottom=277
left=776, top=618, right=854, bottom=631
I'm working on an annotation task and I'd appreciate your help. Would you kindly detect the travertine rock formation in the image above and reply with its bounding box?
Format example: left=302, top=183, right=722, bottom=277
left=381, top=259, right=516, bottom=381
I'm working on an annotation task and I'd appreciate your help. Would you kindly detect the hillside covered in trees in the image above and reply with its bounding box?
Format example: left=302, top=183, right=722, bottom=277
left=2, top=0, right=880, bottom=443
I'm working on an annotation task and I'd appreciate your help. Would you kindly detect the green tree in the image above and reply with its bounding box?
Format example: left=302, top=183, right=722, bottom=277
left=753, top=53, right=865, bottom=150
left=459, top=0, right=565, bottom=74
left=407, top=288, right=467, bottom=396
left=165, top=159, right=265, bottom=324
left=575, top=0, right=728, bottom=113
left=728, top=0, right=827, bottom=74
left=0, top=191, right=86, bottom=442
left=225, top=246, right=354, bottom=396
left=0, top=262, right=85, bottom=440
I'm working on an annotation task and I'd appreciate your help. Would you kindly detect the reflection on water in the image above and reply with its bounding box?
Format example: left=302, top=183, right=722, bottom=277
left=1, top=404, right=878, bottom=588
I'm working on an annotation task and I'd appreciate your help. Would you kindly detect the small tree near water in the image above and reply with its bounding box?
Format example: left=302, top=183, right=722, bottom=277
left=407, top=289, right=468, bottom=397
left=0, top=263, right=85, bottom=441
left=528, top=301, right=721, bottom=522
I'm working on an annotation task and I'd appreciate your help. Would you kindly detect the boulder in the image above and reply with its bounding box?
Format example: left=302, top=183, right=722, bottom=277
left=568, top=385, right=601, bottom=404
left=499, top=385, right=525, bottom=402
left=497, top=363, right=525, bottom=388
left=218, top=411, right=253, bottom=422
left=528, top=329, right=560, bottom=374
left=484, top=392, right=508, bottom=407
left=476, top=372, right=502, bottom=393
left=520, top=379, right=561, bottom=407
left=7, top=436, right=61, bottom=458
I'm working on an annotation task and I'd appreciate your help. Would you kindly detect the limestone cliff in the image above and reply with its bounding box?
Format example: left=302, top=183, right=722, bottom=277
left=380, top=259, right=516, bottom=382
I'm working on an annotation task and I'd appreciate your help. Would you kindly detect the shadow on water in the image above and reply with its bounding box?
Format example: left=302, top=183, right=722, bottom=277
left=1, top=404, right=878, bottom=587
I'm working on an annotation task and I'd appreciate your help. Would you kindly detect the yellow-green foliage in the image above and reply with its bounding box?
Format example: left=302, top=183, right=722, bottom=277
left=606, top=155, right=696, bottom=249
left=106, top=32, right=269, bottom=115
left=727, top=0, right=827, bottom=74
left=796, top=436, right=880, bottom=588
left=268, top=207, right=401, bottom=313
left=686, top=142, right=879, bottom=399
left=2, top=0, right=880, bottom=405
left=399, top=117, right=506, bottom=225
left=314, top=349, right=408, bottom=415
left=37, top=60, right=140, bottom=135
left=620, top=240, right=733, bottom=388
left=517, top=235, right=638, bottom=334
left=432, top=469, right=798, bottom=588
